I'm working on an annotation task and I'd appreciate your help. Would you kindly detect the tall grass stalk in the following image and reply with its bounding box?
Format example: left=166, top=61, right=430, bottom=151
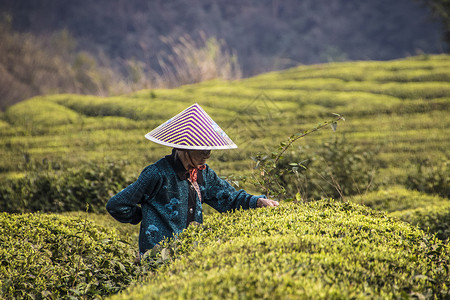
left=156, top=31, right=242, bottom=88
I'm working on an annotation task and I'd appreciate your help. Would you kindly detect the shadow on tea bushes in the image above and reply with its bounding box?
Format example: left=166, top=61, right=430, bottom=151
left=0, top=160, right=131, bottom=213
left=0, top=212, right=146, bottom=299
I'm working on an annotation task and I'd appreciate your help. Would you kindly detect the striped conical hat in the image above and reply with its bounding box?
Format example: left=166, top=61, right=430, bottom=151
left=145, top=103, right=237, bottom=150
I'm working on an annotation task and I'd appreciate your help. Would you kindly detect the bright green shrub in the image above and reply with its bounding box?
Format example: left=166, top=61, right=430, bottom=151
left=368, top=82, right=450, bottom=99
left=63, top=211, right=140, bottom=246
left=370, top=68, right=450, bottom=82
left=0, top=119, right=9, bottom=131
left=0, top=160, right=130, bottom=213
left=0, top=212, right=144, bottom=299
left=50, top=94, right=235, bottom=123
left=51, top=95, right=146, bottom=120
left=110, top=200, right=450, bottom=299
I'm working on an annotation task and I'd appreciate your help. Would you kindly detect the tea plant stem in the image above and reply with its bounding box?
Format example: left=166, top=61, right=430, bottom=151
left=274, top=115, right=344, bottom=165
left=255, top=114, right=344, bottom=199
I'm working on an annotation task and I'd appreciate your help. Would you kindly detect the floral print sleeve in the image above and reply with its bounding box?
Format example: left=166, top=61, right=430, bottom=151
left=202, top=166, right=264, bottom=213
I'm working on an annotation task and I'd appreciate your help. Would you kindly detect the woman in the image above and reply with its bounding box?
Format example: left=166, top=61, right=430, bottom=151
left=106, top=103, right=278, bottom=255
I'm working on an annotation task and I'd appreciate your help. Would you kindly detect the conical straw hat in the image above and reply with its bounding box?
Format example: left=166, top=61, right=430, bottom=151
left=145, top=103, right=237, bottom=150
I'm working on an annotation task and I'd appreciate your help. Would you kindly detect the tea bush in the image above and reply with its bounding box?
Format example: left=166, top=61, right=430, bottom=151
left=63, top=211, right=140, bottom=247
left=406, top=159, right=449, bottom=198
left=349, top=187, right=450, bottom=241
left=349, top=186, right=447, bottom=212
left=4, top=97, right=81, bottom=133
left=391, top=205, right=450, bottom=242
left=0, top=160, right=130, bottom=213
left=110, top=200, right=450, bottom=299
left=0, top=212, right=145, bottom=299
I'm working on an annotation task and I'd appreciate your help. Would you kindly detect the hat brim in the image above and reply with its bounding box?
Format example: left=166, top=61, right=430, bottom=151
left=145, top=133, right=237, bottom=150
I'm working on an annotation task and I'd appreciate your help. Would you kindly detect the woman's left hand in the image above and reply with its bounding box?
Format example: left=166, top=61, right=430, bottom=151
left=257, top=198, right=279, bottom=207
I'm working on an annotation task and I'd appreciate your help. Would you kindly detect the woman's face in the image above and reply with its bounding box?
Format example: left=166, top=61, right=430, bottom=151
left=188, top=150, right=211, bottom=166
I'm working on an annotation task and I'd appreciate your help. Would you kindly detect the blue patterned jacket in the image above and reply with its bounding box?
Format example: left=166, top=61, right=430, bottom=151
left=106, top=151, right=263, bottom=254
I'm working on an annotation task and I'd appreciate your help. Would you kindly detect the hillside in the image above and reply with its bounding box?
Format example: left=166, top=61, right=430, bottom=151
left=1, top=55, right=449, bottom=197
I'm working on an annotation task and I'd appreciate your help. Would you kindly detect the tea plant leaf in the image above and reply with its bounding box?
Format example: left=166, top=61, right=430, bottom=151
left=331, top=121, right=337, bottom=132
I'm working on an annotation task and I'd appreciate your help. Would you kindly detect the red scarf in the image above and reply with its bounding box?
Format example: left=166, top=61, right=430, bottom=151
left=188, top=165, right=206, bottom=202
left=189, top=165, right=206, bottom=183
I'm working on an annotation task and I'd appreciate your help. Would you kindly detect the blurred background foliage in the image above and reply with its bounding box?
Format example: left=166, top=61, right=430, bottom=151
left=0, top=0, right=448, bottom=109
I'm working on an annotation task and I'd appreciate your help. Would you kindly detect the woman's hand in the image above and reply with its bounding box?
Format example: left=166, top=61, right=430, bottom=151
left=257, top=198, right=279, bottom=208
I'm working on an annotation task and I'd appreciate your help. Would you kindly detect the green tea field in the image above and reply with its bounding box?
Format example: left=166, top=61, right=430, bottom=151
left=1, top=55, right=449, bottom=184
left=0, top=55, right=449, bottom=299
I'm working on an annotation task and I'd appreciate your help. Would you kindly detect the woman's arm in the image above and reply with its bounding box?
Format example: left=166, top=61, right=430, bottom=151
left=106, top=165, right=162, bottom=224
left=202, top=166, right=268, bottom=213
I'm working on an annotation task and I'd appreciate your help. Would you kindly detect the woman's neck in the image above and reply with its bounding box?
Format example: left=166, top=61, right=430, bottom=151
left=175, top=150, right=196, bottom=171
